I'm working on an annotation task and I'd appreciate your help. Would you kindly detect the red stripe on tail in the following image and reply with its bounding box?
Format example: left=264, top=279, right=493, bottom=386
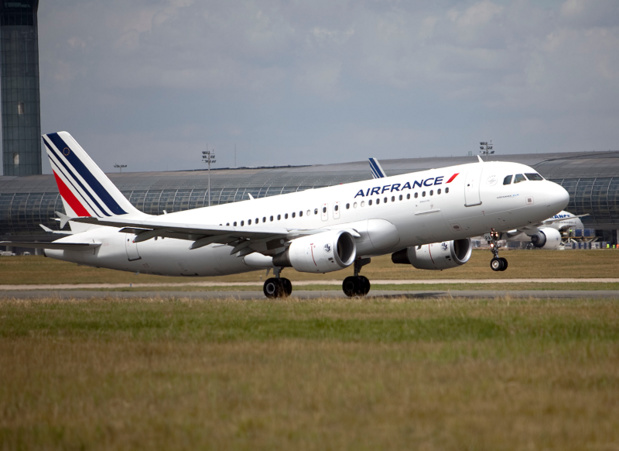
left=53, top=171, right=91, bottom=217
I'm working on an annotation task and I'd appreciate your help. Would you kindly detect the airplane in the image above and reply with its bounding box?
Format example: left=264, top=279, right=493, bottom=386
left=4, top=131, right=569, bottom=298
left=485, top=210, right=587, bottom=250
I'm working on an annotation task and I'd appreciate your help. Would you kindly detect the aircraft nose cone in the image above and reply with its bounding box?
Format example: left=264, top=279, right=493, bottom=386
left=546, top=181, right=570, bottom=212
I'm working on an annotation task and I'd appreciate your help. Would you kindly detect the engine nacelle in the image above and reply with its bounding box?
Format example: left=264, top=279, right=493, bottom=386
left=274, top=230, right=356, bottom=273
left=391, top=238, right=472, bottom=270
left=529, top=227, right=562, bottom=249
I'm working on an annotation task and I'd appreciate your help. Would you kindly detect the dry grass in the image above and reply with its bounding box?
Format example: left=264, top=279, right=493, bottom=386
left=2, top=249, right=619, bottom=286
left=0, top=296, right=618, bottom=450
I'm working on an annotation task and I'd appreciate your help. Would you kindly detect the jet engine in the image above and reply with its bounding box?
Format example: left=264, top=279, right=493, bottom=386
left=273, top=230, right=356, bottom=273
left=529, top=227, right=562, bottom=249
left=391, top=238, right=472, bottom=270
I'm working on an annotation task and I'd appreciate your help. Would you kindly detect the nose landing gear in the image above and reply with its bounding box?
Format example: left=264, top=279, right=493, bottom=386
left=487, top=228, right=508, bottom=272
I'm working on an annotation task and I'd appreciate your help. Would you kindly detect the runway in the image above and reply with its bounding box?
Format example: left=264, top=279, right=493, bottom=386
left=1, top=279, right=617, bottom=300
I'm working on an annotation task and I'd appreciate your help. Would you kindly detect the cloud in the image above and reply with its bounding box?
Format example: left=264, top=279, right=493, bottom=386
left=32, top=0, right=619, bottom=173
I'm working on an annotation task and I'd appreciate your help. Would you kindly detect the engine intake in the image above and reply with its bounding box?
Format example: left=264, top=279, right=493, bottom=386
left=529, top=227, right=562, bottom=249
left=274, top=230, right=356, bottom=273
left=391, top=238, right=472, bottom=270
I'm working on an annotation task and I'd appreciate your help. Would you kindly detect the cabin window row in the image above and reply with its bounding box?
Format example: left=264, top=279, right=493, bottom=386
left=223, top=186, right=450, bottom=227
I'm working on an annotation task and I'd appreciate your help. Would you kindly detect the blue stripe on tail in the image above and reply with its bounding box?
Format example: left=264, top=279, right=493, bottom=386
left=46, top=133, right=127, bottom=216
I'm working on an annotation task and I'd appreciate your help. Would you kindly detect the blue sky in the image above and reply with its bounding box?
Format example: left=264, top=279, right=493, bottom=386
left=37, top=0, right=619, bottom=173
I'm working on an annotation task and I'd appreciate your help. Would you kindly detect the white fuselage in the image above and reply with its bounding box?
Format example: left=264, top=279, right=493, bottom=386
left=47, top=160, right=569, bottom=276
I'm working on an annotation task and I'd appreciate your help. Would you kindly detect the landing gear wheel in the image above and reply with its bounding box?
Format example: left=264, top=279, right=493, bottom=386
left=490, top=257, right=508, bottom=272
left=281, top=278, right=292, bottom=297
left=342, top=276, right=371, bottom=297
left=263, top=277, right=292, bottom=298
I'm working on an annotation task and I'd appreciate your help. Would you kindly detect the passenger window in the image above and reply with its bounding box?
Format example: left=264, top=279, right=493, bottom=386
left=445, top=187, right=449, bottom=194
left=514, top=174, right=526, bottom=184
left=503, top=175, right=513, bottom=185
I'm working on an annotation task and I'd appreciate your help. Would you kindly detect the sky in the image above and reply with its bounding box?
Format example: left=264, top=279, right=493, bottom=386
left=35, top=0, right=619, bottom=173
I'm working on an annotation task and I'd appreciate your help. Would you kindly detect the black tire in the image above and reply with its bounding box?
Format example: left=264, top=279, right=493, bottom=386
left=263, top=278, right=282, bottom=298
left=359, top=276, right=371, bottom=295
left=490, top=257, right=503, bottom=272
left=281, top=278, right=292, bottom=297
left=342, top=276, right=357, bottom=297
left=499, top=257, right=508, bottom=271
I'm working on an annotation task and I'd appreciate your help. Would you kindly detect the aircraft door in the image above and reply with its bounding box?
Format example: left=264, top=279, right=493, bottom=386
left=464, top=166, right=483, bottom=207
left=125, top=235, right=141, bottom=261
left=321, top=203, right=328, bottom=221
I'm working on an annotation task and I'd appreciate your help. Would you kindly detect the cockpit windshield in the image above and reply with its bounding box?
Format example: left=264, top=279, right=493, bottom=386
left=502, top=172, right=545, bottom=185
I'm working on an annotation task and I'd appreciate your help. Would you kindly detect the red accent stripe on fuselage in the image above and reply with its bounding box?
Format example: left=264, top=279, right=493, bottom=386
left=446, top=173, right=459, bottom=183
left=53, top=171, right=91, bottom=217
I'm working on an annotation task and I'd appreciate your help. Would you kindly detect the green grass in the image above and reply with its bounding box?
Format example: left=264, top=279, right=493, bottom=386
left=0, top=297, right=618, bottom=450
left=2, top=249, right=619, bottom=287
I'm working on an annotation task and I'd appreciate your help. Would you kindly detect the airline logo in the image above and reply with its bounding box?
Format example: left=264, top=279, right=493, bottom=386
left=354, top=173, right=459, bottom=198
left=43, top=133, right=128, bottom=217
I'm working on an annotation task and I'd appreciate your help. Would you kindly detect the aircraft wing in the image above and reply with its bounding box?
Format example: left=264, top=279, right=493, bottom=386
left=71, top=216, right=316, bottom=254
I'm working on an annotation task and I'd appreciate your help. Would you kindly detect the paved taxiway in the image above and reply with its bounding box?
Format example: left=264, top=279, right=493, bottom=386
left=1, top=279, right=617, bottom=300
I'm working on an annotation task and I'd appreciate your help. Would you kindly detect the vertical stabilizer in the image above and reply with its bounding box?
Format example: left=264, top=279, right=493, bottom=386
left=42, top=132, right=142, bottom=222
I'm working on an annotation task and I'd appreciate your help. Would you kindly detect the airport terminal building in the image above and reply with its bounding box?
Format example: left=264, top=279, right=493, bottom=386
left=1, top=150, right=619, bottom=246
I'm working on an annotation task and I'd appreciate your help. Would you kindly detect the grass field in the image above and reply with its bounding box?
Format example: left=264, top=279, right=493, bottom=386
left=1, top=251, right=618, bottom=449
left=0, top=296, right=618, bottom=450
left=2, top=249, right=619, bottom=287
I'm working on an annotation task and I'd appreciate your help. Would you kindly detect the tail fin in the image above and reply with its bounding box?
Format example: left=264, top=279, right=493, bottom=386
left=42, top=132, right=142, bottom=219
left=369, top=157, right=387, bottom=179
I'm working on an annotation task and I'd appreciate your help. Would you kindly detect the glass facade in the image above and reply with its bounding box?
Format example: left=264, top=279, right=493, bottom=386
left=1, top=0, right=41, bottom=176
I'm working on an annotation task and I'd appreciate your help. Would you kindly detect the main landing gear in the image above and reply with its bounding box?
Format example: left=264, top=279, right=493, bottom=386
left=262, top=258, right=374, bottom=299
left=342, top=258, right=372, bottom=297
left=487, top=228, right=508, bottom=272
left=263, top=268, right=292, bottom=299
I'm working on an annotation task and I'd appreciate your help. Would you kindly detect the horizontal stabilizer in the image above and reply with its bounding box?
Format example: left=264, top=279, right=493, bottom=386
left=0, top=241, right=101, bottom=252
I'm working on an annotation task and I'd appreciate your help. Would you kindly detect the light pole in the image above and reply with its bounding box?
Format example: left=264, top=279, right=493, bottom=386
left=202, top=147, right=216, bottom=206
left=114, top=163, right=127, bottom=173
left=479, top=141, right=494, bottom=156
